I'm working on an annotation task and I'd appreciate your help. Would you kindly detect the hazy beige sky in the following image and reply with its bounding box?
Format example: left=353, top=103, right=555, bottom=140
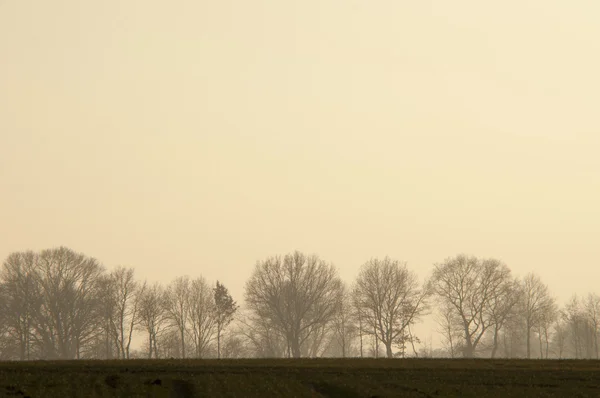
left=1, top=0, right=599, bottom=305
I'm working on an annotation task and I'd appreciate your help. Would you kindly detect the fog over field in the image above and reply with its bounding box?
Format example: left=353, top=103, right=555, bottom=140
left=1, top=1, right=599, bottom=359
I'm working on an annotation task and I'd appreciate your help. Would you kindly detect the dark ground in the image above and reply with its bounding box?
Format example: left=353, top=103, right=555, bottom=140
left=0, top=358, right=599, bottom=397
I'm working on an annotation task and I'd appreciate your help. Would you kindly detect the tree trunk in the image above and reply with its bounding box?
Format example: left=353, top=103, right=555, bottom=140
left=491, top=328, right=499, bottom=358
left=180, top=328, right=185, bottom=359
left=374, top=327, right=379, bottom=358
left=448, top=324, right=455, bottom=359
left=594, top=322, right=598, bottom=359
left=217, top=326, right=221, bottom=359
left=340, top=320, right=346, bottom=358
left=153, top=332, right=159, bottom=359
left=544, top=328, right=550, bottom=359
left=26, top=315, right=31, bottom=360
left=463, top=323, right=474, bottom=358
left=385, top=342, right=393, bottom=358
left=359, top=318, right=363, bottom=358
left=291, top=338, right=301, bottom=358
left=106, top=325, right=111, bottom=359
left=463, top=338, right=474, bottom=358
left=120, top=325, right=125, bottom=359
left=526, top=320, right=531, bottom=359
left=19, top=333, right=26, bottom=361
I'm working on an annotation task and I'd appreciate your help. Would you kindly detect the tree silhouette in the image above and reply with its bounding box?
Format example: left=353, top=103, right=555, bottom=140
left=213, top=281, right=238, bottom=359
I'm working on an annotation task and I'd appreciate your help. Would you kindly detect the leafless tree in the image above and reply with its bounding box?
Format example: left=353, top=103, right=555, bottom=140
left=563, top=295, right=596, bottom=358
left=435, top=301, right=463, bottom=358
left=353, top=257, right=429, bottom=358
left=164, top=276, right=191, bottom=358
left=187, top=276, right=216, bottom=358
left=108, top=266, right=145, bottom=359
left=328, top=283, right=357, bottom=358
left=302, top=322, right=332, bottom=357
left=32, top=247, right=105, bottom=359
left=488, top=276, right=521, bottom=358
left=563, top=295, right=585, bottom=358
left=0, top=285, right=8, bottom=357
left=352, top=295, right=367, bottom=358
left=218, top=332, right=249, bottom=358
left=552, top=320, right=568, bottom=359
left=136, top=283, right=168, bottom=358
left=244, top=251, right=343, bottom=358
left=0, top=251, right=41, bottom=360
left=520, top=273, right=556, bottom=358
left=156, top=328, right=185, bottom=359
left=583, top=293, right=600, bottom=359
left=429, top=255, right=514, bottom=358
left=236, top=310, right=288, bottom=358
left=96, top=274, right=118, bottom=359
left=535, top=300, right=558, bottom=359
left=0, top=277, right=22, bottom=359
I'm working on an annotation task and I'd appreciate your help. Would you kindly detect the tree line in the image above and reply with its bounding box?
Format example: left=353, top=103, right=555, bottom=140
left=0, top=247, right=598, bottom=360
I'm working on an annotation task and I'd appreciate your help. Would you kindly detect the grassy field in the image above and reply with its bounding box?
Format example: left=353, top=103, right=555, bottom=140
left=1, top=358, right=599, bottom=397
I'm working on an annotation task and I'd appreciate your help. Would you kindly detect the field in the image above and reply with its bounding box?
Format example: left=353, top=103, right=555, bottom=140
left=1, top=358, right=599, bottom=397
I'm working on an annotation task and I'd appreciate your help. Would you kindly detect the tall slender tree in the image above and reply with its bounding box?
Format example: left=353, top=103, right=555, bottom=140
left=109, top=266, right=145, bottom=359
left=583, top=293, right=600, bottom=359
left=521, top=273, right=555, bottom=358
left=164, top=276, right=191, bottom=358
left=188, top=277, right=216, bottom=358
left=329, top=283, right=357, bottom=358
left=213, top=281, right=238, bottom=359
left=136, top=283, right=168, bottom=358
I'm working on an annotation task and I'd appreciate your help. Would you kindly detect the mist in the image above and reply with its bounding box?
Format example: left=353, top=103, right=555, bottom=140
left=1, top=1, right=599, bottom=361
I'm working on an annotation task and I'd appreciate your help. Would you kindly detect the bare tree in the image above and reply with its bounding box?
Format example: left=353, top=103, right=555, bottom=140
left=96, top=274, right=118, bottom=359
left=108, top=266, right=145, bottom=359
left=187, top=276, right=216, bottom=358
left=353, top=257, right=429, bottom=358
left=0, top=284, right=8, bottom=359
left=563, top=295, right=585, bottom=358
left=218, top=331, right=249, bottom=359
left=435, top=301, right=463, bottom=358
left=520, top=273, right=555, bottom=358
left=302, top=322, right=331, bottom=357
left=352, top=295, right=367, bottom=358
left=328, top=283, right=357, bottom=358
left=156, top=328, right=185, bottom=359
left=563, top=294, right=597, bottom=359
left=136, top=283, right=168, bottom=358
left=0, top=251, right=41, bottom=360
left=213, top=281, right=238, bottom=359
left=244, top=251, right=343, bottom=358
left=429, top=255, right=514, bottom=358
left=488, top=276, right=521, bottom=358
left=583, top=293, right=600, bottom=359
left=32, top=247, right=105, bottom=359
left=552, top=320, right=568, bottom=359
left=237, top=310, right=288, bottom=358
left=164, top=276, right=191, bottom=358
left=535, top=299, right=558, bottom=359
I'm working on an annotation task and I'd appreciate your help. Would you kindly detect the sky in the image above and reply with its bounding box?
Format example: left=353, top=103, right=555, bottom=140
left=1, top=0, right=599, bottom=312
